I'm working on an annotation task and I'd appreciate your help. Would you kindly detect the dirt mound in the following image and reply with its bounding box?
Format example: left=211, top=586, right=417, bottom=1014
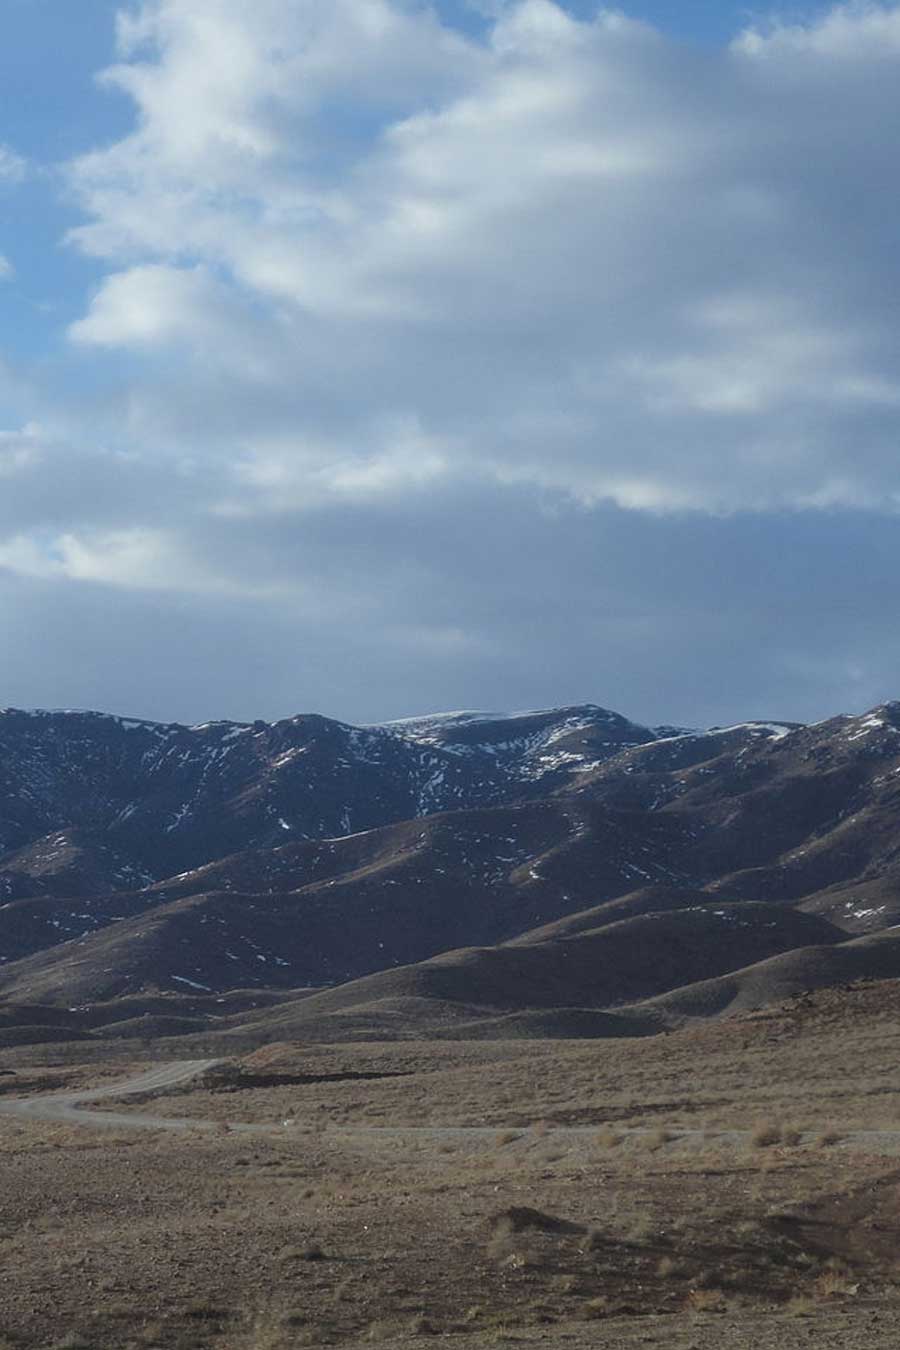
left=769, top=1169, right=900, bottom=1268
left=490, top=1206, right=586, bottom=1236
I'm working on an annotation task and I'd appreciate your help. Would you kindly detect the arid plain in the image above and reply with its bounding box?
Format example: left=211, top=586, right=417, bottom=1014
left=4, top=977, right=900, bottom=1350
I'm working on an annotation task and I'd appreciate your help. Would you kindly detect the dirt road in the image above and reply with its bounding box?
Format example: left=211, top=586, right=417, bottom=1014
left=0, top=1059, right=223, bottom=1131
left=6, top=1062, right=900, bottom=1157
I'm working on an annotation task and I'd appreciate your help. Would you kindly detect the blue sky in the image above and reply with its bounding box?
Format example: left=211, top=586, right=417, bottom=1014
left=0, top=0, right=838, bottom=158
left=0, top=0, right=836, bottom=362
left=1, top=1, right=900, bottom=727
left=0, top=2, right=123, bottom=364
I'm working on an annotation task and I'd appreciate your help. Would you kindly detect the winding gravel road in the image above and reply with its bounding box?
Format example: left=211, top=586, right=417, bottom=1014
left=4, top=1062, right=900, bottom=1157
left=0, top=1060, right=224, bottom=1132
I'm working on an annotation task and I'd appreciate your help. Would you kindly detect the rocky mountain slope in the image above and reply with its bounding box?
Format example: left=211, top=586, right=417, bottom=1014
left=3, top=700, right=900, bottom=1030
left=0, top=704, right=658, bottom=885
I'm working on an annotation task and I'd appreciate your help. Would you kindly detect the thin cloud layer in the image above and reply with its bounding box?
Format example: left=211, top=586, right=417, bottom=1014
left=1, top=1, right=900, bottom=723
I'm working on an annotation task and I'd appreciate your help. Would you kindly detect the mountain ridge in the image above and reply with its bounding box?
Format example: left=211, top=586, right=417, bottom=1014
left=4, top=699, right=900, bottom=1036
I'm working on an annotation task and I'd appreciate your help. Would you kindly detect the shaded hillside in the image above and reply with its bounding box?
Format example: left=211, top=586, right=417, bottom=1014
left=625, top=928, right=900, bottom=1023
left=0, top=988, right=299, bottom=1048
left=0, top=704, right=659, bottom=885
left=578, top=705, right=900, bottom=928
left=504, top=884, right=742, bottom=944
left=5, top=700, right=900, bottom=1020
left=0, top=800, right=700, bottom=1001
left=220, top=902, right=841, bottom=1042
left=0, top=827, right=153, bottom=901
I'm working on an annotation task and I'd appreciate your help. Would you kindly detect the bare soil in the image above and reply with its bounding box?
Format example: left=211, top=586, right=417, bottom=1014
left=3, top=981, right=900, bottom=1347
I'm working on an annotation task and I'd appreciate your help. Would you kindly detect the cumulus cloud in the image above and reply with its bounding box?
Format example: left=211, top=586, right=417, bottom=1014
left=5, top=1, right=900, bottom=722
left=55, top=0, right=900, bottom=527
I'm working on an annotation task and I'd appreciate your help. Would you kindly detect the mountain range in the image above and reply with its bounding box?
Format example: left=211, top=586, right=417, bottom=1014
left=3, top=700, right=900, bottom=1043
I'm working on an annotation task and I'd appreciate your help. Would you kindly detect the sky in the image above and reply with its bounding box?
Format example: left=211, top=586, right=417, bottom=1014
left=1, top=0, right=899, bottom=730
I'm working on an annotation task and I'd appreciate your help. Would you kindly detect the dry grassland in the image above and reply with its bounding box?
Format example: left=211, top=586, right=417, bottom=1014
left=2, top=981, right=900, bottom=1347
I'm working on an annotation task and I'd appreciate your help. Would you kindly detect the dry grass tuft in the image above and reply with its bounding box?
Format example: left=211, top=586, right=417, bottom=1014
left=182, top=1300, right=228, bottom=1322
left=595, top=1126, right=622, bottom=1150
left=626, top=1214, right=656, bottom=1244
left=486, top=1223, right=522, bottom=1266
left=248, top=1312, right=288, bottom=1350
left=409, top=1313, right=438, bottom=1335
left=365, top=1318, right=407, bottom=1343
left=486, top=1206, right=582, bottom=1268
left=580, top=1296, right=609, bottom=1320
left=814, top=1264, right=859, bottom=1300
left=750, top=1119, right=802, bottom=1148
left=750, top=1119, right=782, bottom=1148
left=684, top=1286, right=727, bottom=1314
left=814, top=1128, right=842, bottom=1148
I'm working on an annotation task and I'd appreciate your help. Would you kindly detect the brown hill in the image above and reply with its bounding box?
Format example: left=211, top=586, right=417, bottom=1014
left=506, top=884, right=740, bottom=943
left=579, top=704, right=900, bottom=929
left=222, top=902, right=840, bottom=1042
left=6, top=700, right=900, bottom=1028
left=0, top=799, right=702, bottom=1000
left=623, top=927, right=900, bottom=1023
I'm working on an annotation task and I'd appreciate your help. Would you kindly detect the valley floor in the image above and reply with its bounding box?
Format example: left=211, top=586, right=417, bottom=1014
left=3, top=980, right=900, bottom=1348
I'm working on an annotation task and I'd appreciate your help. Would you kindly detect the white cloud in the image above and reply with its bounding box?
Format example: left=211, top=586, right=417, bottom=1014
left=735, top=4, right=900, bottom=58
left=9, top=1, right=900, bottom=724
left=0, top=523, right=289, bottom=596
left=0, top=144, right=25, bottom=183
left=54, top=0, right=900, bottom=523
left=8, top=4, right=900, bottom=729
left=223, top=417, right=452, bottom=514
left=72, top=263, right=237, bottom=348
left=0, top=526, right=184, bottom=589
left=0, top=427, right=40, bottom=475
